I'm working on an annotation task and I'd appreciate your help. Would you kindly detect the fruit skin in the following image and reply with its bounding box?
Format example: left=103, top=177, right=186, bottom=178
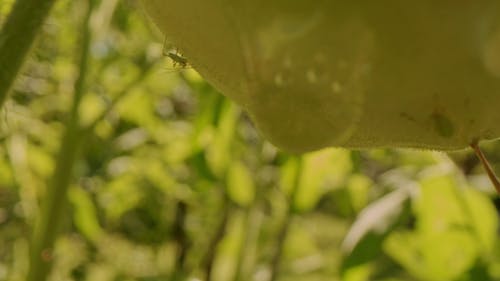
left=143, top=0, right=500, bottom=153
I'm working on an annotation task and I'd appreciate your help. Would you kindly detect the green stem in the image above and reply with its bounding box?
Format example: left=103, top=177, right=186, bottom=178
left=233, top=209, right=251, bottom=281
left=269, top=156, right=303, bottom=281
left=171, top=200, right=189, bottom=281
left=0, top=0, right=58, bottom=107
left=233, top=206, right=262, bottom=281
left=27, top=1, right=93, bottom=280
left=204, top=193, right=230, bottom=281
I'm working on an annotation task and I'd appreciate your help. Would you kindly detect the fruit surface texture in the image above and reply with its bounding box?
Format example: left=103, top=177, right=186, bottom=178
left=143, top=0, right=500, bottom=152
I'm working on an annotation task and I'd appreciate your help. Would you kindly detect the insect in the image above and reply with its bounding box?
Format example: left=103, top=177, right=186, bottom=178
left=162, top=38, right=190, bottom=69
left=166, top=51, right=189, bottom=68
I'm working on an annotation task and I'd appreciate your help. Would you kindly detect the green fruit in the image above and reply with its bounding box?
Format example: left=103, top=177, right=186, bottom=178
left=143, top=1, right=500, bottom=153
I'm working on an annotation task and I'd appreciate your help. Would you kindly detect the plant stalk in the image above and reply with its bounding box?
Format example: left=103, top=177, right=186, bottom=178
left=204, top=193, right=230, bottom=281
left=233, top=206, right=262, bottom=281
left=171, top=200, right=190, bottom=280
left=27, top=1, right=93, bottom=280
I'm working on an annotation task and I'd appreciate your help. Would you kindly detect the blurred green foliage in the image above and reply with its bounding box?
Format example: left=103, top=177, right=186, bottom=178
left=0, top=0, right=499, bottom=281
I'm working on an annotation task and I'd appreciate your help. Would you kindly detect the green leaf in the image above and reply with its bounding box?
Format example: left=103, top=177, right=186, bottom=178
left=98, top=175, right=142, bottom=222
left=383, top=173, right=498, bottom=281
left=206, top=100, right=239, bottom=177
left=226, top=161, right=255, bottom=208
left=281, top=148, right=352, bottom=213
left=346, top=174, right=372, bottom=213
left=69, top=186, right=103, bottom=243
left=342, top=186, right=411, bottom=253
left=461, top=188, right=499, bottom=257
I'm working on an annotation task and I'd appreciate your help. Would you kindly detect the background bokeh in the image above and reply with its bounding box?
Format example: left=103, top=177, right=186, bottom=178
left=0, top=0, right=499, bottom=280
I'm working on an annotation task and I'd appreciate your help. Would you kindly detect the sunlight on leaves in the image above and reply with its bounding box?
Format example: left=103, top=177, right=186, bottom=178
left=384, top=173, right=498, bottom=281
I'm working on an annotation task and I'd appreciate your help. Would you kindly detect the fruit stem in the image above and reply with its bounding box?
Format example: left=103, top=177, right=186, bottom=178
left=470, top=141, right=500, bottom=195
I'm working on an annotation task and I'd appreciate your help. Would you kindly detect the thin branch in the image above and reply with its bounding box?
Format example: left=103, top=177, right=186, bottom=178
left=171, top=200, right=190, bottom=280
left=470, top=141, right=500, bottom=195
left=0, top=0, right=58, bottom=107
left=203, top=193, right=230, bottom=281
left=27, top=1, right=94, bottom=280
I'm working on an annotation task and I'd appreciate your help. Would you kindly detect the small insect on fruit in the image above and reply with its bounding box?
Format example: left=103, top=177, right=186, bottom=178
left=162, top=38, right=190, bottom=69
left=166, top=51, right=189, bottom=68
